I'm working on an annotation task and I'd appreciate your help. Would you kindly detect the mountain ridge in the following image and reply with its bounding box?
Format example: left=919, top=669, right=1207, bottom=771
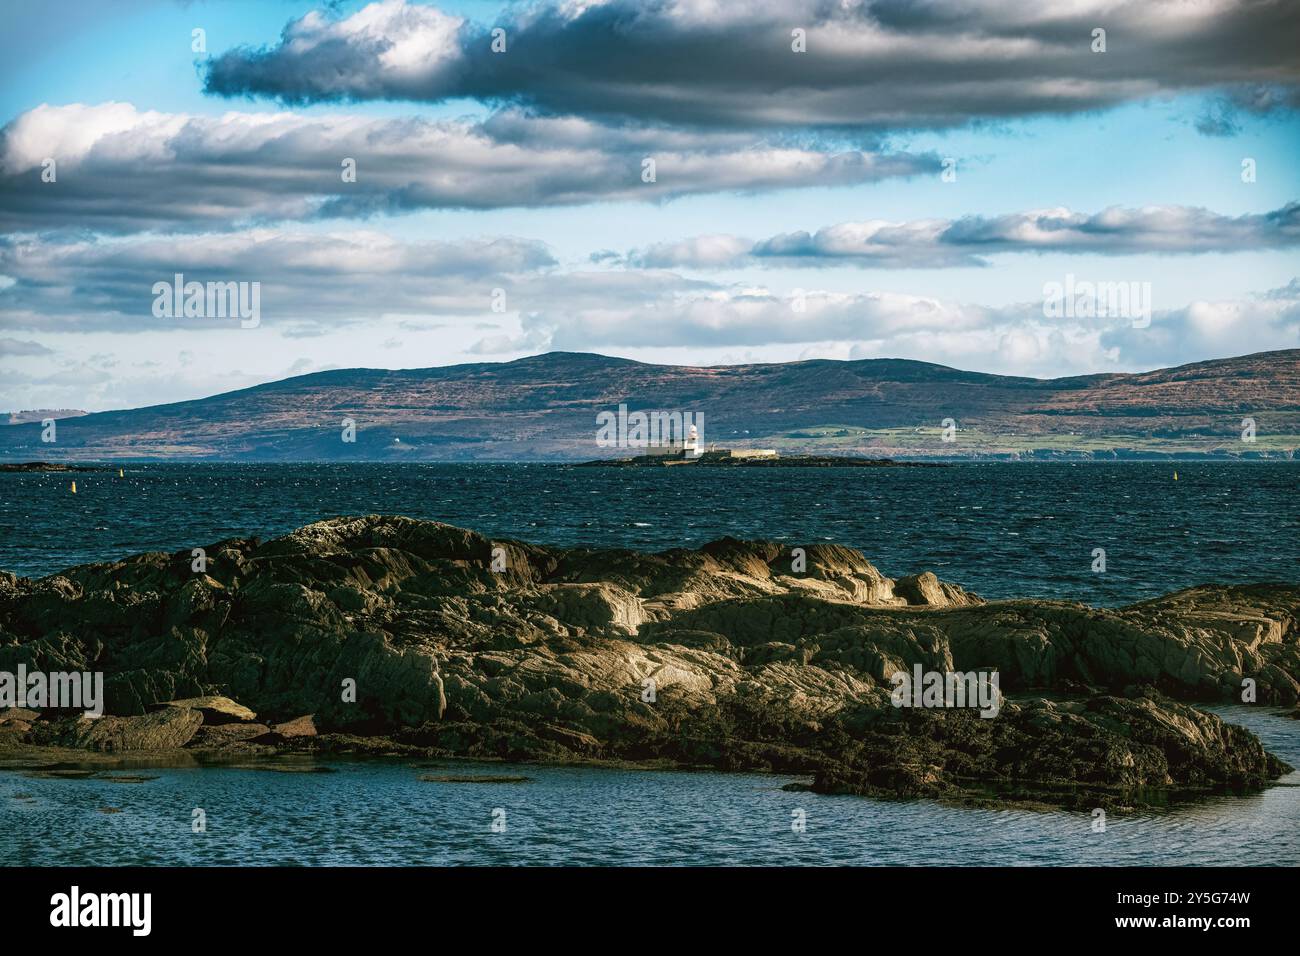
left=3, top=349, right=1297, bottom=461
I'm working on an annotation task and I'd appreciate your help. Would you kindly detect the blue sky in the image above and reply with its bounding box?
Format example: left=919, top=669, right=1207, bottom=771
left=2, top=0, right=1298, bottom=411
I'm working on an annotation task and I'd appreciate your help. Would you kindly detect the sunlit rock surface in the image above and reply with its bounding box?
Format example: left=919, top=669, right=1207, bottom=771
left=1, top=515, right=1294, bottom=809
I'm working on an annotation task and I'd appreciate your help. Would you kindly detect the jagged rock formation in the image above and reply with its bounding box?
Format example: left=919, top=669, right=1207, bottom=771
left=0, top=515, right=1295, bottom=808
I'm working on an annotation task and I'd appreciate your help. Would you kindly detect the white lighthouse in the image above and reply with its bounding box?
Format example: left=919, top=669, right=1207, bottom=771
left=685, top=422, right=701, bottom=457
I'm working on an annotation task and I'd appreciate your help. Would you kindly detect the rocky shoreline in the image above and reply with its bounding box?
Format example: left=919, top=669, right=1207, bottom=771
left=0, top=461, right=105, bottom=473
left=577, top=455, right=944, bottom=467
left=1, top=515, right=1296, bottom=810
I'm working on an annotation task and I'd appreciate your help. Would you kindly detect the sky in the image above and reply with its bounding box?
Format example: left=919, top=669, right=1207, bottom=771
left=1, top=0, right=1298, bottom=412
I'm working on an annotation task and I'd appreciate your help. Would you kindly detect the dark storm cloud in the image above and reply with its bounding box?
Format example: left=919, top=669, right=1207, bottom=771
left=202, top=0, right=1300, bottom=131
left=1194, top=84, right=1300, bottom=137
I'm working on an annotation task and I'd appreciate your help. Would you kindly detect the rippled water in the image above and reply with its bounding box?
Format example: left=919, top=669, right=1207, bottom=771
left=2, top=461, right=1297, bottom=604
left=2, top=461, right=1297, bottom=865
left=2, top=706, right=1295, bottom=866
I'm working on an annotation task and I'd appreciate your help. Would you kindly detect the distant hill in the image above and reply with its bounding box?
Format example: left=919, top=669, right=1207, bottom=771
left=1, top=350, right=1297, bottom=461
left=4, top=409, right=87, bottom=425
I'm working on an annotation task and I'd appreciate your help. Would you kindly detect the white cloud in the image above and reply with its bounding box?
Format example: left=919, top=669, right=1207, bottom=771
left=0, top=103, right=936, bottom=234
left=614, top=203, right=1300, bottom=269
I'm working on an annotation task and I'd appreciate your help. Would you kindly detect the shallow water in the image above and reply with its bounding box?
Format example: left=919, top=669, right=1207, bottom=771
left=2, top=706, right=1295, bottom=866
left=2, top=461, right=1297, bottom=604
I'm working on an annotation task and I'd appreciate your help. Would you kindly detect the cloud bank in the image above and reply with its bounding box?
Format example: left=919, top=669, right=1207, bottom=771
left=618, top=203, right=1300, bottom=269
left=204, top=0, right=1300, bottom=131
left=4, top=227, right=1294, bottom=381
left=0, top=103, right=936, bottom=234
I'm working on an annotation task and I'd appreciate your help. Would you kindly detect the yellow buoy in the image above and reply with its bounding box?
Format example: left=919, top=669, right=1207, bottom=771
left=71, top=480, right=77, bottom=494
left=118, top=468, right=124, bottom=478
left=1173, top=471, right=1179, bottom=481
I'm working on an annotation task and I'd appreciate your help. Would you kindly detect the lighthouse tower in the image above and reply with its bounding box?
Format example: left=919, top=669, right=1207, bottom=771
left=685, top=422, right=701, bottom=457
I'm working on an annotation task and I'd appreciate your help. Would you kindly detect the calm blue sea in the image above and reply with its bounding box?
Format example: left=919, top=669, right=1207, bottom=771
left=1, top=461, right=1297, bottom=865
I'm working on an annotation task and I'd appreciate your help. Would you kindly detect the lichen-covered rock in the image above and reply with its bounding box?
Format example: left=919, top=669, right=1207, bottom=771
left=58, top=708, right=202, bottom=752
left=894, top=571, right=977, bottom=608
left=161, top=696, right=256, bottom=724
left=273, top=715, right=317, bottom=738
left=191, top=723, right=272, bottom=746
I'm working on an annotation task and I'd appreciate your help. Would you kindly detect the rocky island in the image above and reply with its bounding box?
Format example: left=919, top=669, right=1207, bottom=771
left=578, top=452, right=942, bottom=467
left=0, top=461, right=102, bottom=473
left=1, top=515, right=1295, bottom=810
